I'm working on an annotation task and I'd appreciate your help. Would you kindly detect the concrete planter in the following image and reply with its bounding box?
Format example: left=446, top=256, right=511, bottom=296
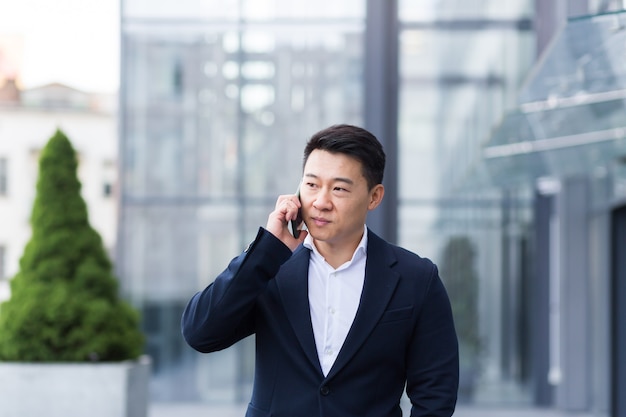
left=0, top=355, right=150, bottom=417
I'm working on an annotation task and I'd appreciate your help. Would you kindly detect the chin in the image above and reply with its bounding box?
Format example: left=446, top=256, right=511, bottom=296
left=307, top=229, right=330, bottom=242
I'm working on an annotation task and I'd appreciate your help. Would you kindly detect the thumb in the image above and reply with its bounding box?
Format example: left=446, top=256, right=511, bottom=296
left=297, top=230, right=308, bottom=244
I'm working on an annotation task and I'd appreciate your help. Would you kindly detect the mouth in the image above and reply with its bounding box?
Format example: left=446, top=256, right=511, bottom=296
left=310, top=216, right=331, bottom=226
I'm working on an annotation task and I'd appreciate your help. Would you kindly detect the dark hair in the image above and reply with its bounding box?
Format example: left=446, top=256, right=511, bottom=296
left=303, top=124, right=386, bottom=190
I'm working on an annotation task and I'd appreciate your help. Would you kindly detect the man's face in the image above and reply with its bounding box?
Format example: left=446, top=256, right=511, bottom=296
left=300, top=149, right=384, bottom=252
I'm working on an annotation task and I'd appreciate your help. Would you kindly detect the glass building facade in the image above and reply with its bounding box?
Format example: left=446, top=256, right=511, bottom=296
left=120, top=0, right=367, bottom=402
left=119, top=0, right=626, bottom=414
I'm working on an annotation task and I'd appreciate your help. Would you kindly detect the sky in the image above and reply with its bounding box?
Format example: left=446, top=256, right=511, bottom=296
left=0, top=0, right=119, bottom=93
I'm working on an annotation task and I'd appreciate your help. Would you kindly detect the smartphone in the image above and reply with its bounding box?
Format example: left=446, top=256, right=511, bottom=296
left=290, top=186, right=303, bottom=238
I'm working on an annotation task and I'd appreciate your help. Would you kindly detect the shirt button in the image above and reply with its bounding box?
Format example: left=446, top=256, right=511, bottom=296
left=320, top=385, right=330, bottom=396
left=328, top=307, right=335, bottom=314
left=325, top=348, right=333, bottom=356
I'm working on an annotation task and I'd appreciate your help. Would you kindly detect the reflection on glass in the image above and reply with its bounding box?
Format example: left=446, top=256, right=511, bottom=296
left=242, top=61, right=276, bottom=79
left=120, top=4, right=365, bottom=402
left=398, top=0, right=535, bottom=406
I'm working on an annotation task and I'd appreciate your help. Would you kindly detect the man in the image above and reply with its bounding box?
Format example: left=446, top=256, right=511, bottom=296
left=182, top=124, right=459, bottom=416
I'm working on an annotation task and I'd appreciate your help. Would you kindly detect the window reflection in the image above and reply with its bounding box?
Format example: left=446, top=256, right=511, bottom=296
left=398, top=1, right=535, bottom=406
left=241, top=84, right=275, bottom=113
left=242, top=61, right=275, bottom=79
left=120, top=7, right=365, bottom=402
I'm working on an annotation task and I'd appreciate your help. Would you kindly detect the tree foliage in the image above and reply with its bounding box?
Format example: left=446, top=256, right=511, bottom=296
left=439, top=236, right=481, bottom=356
left=0, top=129, right=144, bottom=362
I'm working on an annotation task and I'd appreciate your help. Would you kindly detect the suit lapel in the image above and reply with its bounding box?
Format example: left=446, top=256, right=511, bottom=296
left=326, top=230, right=400, bottom=380
left=275, top=246, right=323, bottom=375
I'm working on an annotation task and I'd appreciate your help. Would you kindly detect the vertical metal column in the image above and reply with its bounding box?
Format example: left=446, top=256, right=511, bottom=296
left=612, top=205, right=626, bottom=417
left=555, top=177, right=591, bottom=411
left=532, top=191, right=555, bottom=405
left=364, top=0, right=399, bottom=244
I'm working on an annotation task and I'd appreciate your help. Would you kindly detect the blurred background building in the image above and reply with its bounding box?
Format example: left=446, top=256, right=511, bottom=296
left=118, top=0, right=626, bottom=415
left=2, top=0, right=625, bottom=415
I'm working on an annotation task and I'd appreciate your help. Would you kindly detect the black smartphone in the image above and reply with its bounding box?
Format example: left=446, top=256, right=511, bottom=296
left=290, top=186, right=303, bottom=238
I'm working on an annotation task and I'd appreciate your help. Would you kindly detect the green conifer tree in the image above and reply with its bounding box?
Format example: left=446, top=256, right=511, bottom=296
left=0, top=129, right=144, bottom=362
left=440, top=236, right=480, bottom=355
left=440, top=235, right=481, bottom=401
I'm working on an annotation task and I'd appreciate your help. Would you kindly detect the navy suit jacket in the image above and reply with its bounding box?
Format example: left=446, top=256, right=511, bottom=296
left=182, top=227, right=459, bottom=417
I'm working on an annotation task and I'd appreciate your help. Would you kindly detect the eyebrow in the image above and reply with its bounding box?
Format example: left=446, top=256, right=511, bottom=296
left=304, top=173, right=354, bottom=185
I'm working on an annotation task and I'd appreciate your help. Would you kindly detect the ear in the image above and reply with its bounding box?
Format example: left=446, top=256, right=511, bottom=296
left=368, top=184, right=385, bottom=210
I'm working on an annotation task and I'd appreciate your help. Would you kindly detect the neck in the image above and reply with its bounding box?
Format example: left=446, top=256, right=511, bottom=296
left=313, top=232, right=365, bottom=269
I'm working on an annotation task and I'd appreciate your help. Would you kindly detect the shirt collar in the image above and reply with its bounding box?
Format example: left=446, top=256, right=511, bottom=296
left=304, top=225, right=368, bottom=267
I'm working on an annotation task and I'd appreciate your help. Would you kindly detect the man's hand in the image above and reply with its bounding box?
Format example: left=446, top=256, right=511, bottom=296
left=266, top=194, right=307, bottom=251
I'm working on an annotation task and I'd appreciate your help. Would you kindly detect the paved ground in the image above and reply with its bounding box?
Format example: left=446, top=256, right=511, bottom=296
left=150, top=403, right=601, bottom=417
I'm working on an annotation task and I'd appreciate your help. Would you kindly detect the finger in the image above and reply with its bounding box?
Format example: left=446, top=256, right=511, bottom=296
left=297, top=230, right=308, bottom=243
left=275, top=203, right=290, bottom=224
left=286, top=204, right=298, bottom=222
left=275, top=193, right=291, bottom=206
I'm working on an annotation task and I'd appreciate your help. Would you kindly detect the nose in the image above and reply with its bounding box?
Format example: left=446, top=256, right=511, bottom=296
left=313, top=190, right=332, bottom=211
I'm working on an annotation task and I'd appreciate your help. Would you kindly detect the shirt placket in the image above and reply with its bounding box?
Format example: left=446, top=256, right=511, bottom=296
left=323, top=269, right=340, bottom=373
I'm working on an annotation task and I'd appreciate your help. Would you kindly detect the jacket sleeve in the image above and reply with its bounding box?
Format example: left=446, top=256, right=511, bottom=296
left=407, top=264, right=460, bottom=417
left=181, top=227, right=293, bottom=353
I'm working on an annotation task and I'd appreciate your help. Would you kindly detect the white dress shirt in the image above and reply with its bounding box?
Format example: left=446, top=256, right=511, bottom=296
left=304, top=226, right=367, bottom=376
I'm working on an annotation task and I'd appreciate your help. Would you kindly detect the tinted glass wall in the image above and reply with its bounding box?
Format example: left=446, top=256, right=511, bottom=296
left=119, top=0, right=365, bottom=401
left=397, top=0, right=536, bottom=405
left=119, top=0, right=540, bottom=406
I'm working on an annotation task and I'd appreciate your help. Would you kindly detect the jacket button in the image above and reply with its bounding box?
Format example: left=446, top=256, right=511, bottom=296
left=320, top=385, right=330, bottom=396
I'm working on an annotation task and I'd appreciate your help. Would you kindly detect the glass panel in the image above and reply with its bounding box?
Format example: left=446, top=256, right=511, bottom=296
left=124, top=0, right=364, bottom=20
left=399, top=0, right=533, bottom=21
left=398, top=0, right=537, bottom=406
left=119, top=5, right=365, bottom=402
left=399, top=27, right=534, bottom=192
left=242, top=0, right=365, bottom=19
left=398, top=83, right=440, bottom=200
left=399, top=190, right=534, bottom=404
left=520, top=11, right=626, bottom=103
left=614, top=157, right=626, bottom=198
left=485, top=11, right=626, bottom=182
left=123, top=0, right=241, bottom=20
left=401, top=29, right=533, bottom=81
